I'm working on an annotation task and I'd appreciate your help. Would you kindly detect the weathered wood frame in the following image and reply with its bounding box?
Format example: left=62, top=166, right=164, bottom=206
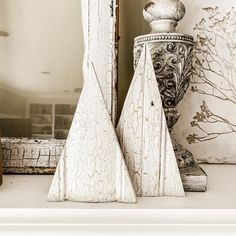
left=81, top=0, right=118, bottom=124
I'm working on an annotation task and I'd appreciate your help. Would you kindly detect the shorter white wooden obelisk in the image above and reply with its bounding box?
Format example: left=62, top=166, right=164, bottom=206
left=117, top=44, right=185, bottom=197
left=47, top=65, right=136, bottom=203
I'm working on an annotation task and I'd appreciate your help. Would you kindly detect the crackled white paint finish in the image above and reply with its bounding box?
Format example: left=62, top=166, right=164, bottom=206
left=117, top=45, right=185, bottom=197
left=47, top=66, right=136, bottom=203
left=81, top=0, right=117, bottom=123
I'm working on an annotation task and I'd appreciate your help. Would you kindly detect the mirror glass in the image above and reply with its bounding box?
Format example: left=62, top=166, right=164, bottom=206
left=0, top=0, right=83, bottom=139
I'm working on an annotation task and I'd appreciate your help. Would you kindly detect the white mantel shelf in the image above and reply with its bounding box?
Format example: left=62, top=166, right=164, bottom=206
left=0, top=164, right=236, bottom=234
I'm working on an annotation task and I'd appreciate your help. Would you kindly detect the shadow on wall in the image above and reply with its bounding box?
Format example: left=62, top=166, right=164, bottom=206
left=0, top=85, right=26, bottom=119
left=118, top=0, right=149, bottom=118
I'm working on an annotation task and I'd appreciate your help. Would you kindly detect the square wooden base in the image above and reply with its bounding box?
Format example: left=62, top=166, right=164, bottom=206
left=180, top=166, right=207, bottom=192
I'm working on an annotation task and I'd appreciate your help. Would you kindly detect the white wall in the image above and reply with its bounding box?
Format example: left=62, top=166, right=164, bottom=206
left=0, top=0, right=83, bottom=97
left=118, top=0, right=149, bottom=115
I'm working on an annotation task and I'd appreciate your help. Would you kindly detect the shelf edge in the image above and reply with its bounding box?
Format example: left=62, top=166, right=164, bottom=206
left=0, top=208, right=235, bottom=225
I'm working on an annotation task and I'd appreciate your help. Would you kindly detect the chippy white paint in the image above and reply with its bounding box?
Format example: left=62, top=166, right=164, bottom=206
left=1, top=138, right=64, bottom=174
left=47, top=66, right=136, bottom=203
left=81, top=0, right=117, bottom=124
left=117, top=45, right=185, bottom=197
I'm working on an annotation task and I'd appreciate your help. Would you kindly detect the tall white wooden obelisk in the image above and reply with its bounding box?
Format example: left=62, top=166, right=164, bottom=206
left=47, top=66, right=136, bottom=203
left=117, top=44, right=185, bottom=197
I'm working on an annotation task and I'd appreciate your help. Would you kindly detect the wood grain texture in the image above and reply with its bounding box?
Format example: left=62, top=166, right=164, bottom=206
left=117, top=44, right=185, bottom=197
left=47, top=66, right=136, bottom=203
left=180, top=167, right=207, bottom=192
left=81, top=0, right=117, bottom=124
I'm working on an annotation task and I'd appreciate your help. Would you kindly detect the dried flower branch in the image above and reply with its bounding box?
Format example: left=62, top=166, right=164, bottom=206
left=187, top=101, right=236, bottom=144
left=187, top=7, right=236, bottom=144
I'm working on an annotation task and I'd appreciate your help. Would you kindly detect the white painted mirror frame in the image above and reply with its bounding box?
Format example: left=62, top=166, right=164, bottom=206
left=81, top=0, right=118, bottom=124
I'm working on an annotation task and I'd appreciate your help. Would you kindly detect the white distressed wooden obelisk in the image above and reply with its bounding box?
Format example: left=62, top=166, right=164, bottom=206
left=47, top=66, right=136, bottom=203
left=117, top=44, right=185, bottom=197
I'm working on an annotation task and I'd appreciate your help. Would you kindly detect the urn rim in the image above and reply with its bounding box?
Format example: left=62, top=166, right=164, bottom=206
left=134, top=33, right=194, bottom=46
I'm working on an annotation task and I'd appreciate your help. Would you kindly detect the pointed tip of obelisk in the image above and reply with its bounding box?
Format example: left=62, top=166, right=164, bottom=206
left=164, top=135, right=185, bottom=197
left=116, top=152, right=137, bottom=203
left=47, top=192, right=60, bottom=202
left=47, top=159, right=66, bottom=202
left=47, top=181, right=61, bottom=202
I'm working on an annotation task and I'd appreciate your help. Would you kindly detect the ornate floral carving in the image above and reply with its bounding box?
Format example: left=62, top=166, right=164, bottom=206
left=134, top=36, right=193, bottom=129
left=173, top=142, right=198, bottom=170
